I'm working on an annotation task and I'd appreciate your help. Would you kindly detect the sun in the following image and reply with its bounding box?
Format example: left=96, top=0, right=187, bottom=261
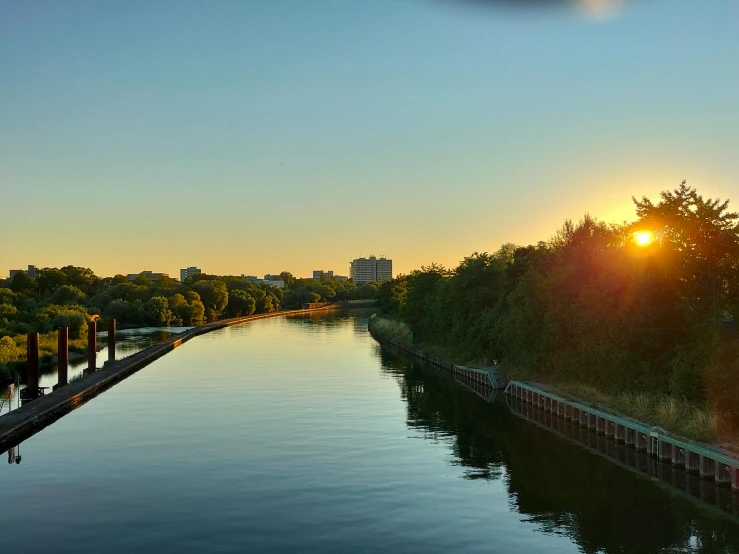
left=635, top=231, right=652, bottom=246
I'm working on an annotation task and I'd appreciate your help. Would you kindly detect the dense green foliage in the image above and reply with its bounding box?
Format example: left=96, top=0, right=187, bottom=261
left=378, top=183, right=739, bottom=415
left=281, top=277, right=378, bottom=309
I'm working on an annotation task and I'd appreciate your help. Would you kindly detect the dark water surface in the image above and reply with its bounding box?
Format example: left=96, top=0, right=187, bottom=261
left=3, top=313, right=739, bottom=553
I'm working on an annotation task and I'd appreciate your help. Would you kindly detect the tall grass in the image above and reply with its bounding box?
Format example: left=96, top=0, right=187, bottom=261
left=368, top=315, right=412, bottom=345
left=565, top=388, right=724, bottom=445
left=11, top=331, right=87, bottom=357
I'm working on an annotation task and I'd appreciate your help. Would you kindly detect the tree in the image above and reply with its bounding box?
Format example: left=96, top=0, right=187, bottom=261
left=256, top=294, right=275, bottom=313
left=185, top=291, right=201, bottom=304
left=10, top=272, right=36, bottom=296
left=36, top=304, right=89, bottom=339
left=90, top=292, right=113, bottom=312
left=60, top=266, right=100, bottom=294
left=226, top=290, right=256, bottom=317
left=104, top=300, right=133, bottom=324
left=37, top=268, right=68, bottom=295
left=169, top=293, right=188, bottom=309
left=0, top=336, right=23, bottom=365
left=188, top=300, right=206, bottom=325
left=280, top=271, right=295, bottom=287
left=168, top=293, right=189, bottom=325
left=51, top=285, right=86, bottom=305
left=0, top=288, right=16, bottom=306
left=192, top=280, right=228, bottom=314
left=133, top=273, right=151, bottom=287
left=358, top=283, right=379, bottom=299
left=144, top=296, right=174, bottom=326
left=632, top=181, right=739, bottom=322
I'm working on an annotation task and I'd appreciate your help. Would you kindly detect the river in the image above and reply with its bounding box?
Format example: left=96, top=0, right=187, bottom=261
left=3, top=311, right=739, bottom=553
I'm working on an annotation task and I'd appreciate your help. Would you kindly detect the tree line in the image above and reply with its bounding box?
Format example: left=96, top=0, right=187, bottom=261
left=376, top=182, right=739, bottom=414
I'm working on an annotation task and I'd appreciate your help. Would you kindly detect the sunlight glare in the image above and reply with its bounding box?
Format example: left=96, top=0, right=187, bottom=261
left=635, top=231, right=652, bottom=246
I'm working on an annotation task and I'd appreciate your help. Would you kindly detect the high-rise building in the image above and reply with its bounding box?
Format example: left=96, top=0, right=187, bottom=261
left=180, top=266, right=202, bottom=282
left=349, top=256, right=392, bottom=284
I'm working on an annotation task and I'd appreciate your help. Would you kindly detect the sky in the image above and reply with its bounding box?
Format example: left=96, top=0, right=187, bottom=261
left=1, top=0, right=738, bottom=279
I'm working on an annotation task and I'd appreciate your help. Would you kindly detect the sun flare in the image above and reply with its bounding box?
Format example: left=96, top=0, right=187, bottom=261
left=635, top=231, right=652, bottom=246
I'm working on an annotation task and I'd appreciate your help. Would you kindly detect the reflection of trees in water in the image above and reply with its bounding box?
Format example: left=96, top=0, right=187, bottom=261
left=376, top=347, right=739, bottom=554
left=282, top=309, right=376, bottom=337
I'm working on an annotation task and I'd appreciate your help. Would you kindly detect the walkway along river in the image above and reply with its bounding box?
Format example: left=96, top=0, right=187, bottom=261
left=3, top=311, right=739, bottom=553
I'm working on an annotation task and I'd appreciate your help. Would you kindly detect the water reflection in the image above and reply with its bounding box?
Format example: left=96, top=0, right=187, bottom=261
left=6, top=444, right=21, bottom=465
left=1, top=327, right=187, bottom=415
left=376, top=347, right=739, bottom=553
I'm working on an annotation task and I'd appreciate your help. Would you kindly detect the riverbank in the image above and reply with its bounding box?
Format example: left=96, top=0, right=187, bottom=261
left=0, top=305, right=339, bottom=450
left=368, top=314, right=739, bottom=455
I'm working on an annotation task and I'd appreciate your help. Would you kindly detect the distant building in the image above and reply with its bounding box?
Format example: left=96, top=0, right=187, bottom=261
left=313, top=270, right=347, bottom=281
left=127, top=271, right=169, bottom=283
left=180, top=266, right=202, bottom=282
left=264, top=274, right=283, bottom=281
left=243, top=275, right=284, bottom=289
left=9, top=265, right=39, bottom=279
left=350, top=256, right=392, bottom=284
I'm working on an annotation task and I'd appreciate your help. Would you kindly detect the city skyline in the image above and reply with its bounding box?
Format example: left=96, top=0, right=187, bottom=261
left=2, top=1, right=737, bottom=278
left=4, top=262, right=381, bottom=281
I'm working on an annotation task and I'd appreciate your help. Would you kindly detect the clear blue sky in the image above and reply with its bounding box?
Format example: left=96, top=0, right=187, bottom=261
left=2, top=0, right=737, bottom=278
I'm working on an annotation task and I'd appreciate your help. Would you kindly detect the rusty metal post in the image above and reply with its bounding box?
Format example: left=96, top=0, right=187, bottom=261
left=27, top=333, right=39, bottom=398
left=88, top=319, right=97, bottom=372
left=57, top=327, right=68, bottom=388
left=108, top=318, right=116, bottom=363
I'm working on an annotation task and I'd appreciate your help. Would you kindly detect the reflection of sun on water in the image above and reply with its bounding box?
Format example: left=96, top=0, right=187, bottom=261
left=635, top=231, right=652, bottom=246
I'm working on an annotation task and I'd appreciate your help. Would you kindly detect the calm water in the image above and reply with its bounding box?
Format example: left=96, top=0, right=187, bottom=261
left=3, top=312, right=739, bottom=553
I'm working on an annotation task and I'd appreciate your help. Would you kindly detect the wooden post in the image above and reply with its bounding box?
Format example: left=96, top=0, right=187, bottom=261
left=88, top=319, right=97, bottom=372
left=26, top=333, right=39, bottom=398
left=57, top=327, right=68, bottom=388
left=108, top=318, right=116, bottom=363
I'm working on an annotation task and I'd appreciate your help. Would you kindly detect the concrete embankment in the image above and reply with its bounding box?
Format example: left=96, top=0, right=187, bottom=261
left=505, top=381, right=739, bottom=490
left=0, top=306, right=338, bottom=450
left=367, top=323, right=503, bottom=394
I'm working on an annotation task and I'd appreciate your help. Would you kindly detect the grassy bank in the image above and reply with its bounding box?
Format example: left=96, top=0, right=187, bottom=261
left=0, top=331, right=90, bottom=387
left=367, top=314, right=491, bottom=366
left=369, top=314, right=737, bottom=453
